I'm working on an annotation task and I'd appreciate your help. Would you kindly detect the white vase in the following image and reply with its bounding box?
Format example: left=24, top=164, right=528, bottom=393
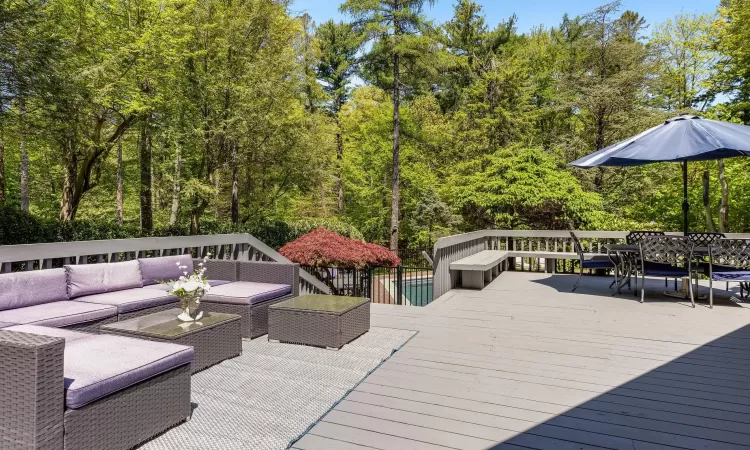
left=177, top=294, right=204, bottom=322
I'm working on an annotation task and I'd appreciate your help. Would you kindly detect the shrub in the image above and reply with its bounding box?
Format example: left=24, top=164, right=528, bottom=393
left=279, top=227, right=400, bottom=269
left=0, top=206, right=364, bottom=250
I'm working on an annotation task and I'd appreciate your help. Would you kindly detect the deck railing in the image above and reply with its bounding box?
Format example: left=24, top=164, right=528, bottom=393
left=431, top=230, right=750, bottom=301
left=0, top=233, right=331, bottom=295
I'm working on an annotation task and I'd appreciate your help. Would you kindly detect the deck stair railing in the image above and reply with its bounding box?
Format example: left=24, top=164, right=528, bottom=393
left=431, top=230, right=750, bottom=301
left=0, top=233, right=331, bottom=295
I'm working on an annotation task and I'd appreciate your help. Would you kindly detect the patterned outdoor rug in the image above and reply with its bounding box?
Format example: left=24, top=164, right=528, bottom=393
left=139, top=327, right=416, bottom=450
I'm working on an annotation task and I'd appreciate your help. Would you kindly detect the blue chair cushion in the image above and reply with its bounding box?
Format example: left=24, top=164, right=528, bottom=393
left=643, top=262, right=689, bottom=277
left=711, top=269, right=750, bottom=282
left=582, top=259, right=615, bottom=269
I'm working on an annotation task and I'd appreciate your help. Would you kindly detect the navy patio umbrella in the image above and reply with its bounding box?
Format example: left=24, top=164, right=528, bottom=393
left=569, top=115, right=750, bottom=233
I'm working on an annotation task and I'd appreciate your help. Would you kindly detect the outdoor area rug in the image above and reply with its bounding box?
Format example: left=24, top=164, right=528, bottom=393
left=138, top=327, right=417, bottom=450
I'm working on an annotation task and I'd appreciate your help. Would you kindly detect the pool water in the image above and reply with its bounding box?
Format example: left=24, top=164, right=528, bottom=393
left=402, top=278, right=433, bottom=306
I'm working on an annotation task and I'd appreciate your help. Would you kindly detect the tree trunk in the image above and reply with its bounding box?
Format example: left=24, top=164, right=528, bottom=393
left=139, top=121, right=153, bottom=231
left=169, top=148, right=181, bottom=226
left=0, top=132, right=5, bottom=206
left=190, top=199, right=207, bottom=235
left=702, top=171, right=717, bottom=233
left=336, top=117, right=344, bottom=213
left=19, top=102, right=29, bottom=213
left=390, top=11, right=401, bottom=252
left=231, top=140, right=239, bottom=225
left=60, top=141, right=77, bottom=222
left=718, top=159, right=729, bottom=233
left=116, top=140, right=123, bottom=226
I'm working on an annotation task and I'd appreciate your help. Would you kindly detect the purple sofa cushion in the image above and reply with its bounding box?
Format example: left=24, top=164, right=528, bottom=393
left=0, top=269, right=69, bottom=311
left=138, top=255, right=194, bottom=286
left=0, top=321, right=16, bottom=329
left=76, top=288, right=178, bottom=314
left=65, top=261, right=143, bottom=299
left=6, top=324, right=92, bottom=342
left=142, top=279, right=232, bottom=292
left=0, top=301, right=117, bottom=328
left=62, top=334, right=194, bottom=408
left=202, top=281, right=292, bottom=306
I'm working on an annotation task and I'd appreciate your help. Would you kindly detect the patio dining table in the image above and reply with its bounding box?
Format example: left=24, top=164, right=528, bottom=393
left=603, top=244, right=709, bottom=297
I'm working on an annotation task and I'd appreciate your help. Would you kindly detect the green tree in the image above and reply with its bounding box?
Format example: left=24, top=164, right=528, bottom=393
left=341, top=0, right=435, bottom=250
left=448, top=146, right=608, bottom=230
left=649, top=13, right=718, bottom=111
left=713, top=0, right=750, bottom=124
left=316, top=20, right=362, bottom=212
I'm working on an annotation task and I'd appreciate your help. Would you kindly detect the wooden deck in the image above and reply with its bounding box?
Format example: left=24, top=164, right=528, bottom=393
left=295, top=271, right=750, bottom=450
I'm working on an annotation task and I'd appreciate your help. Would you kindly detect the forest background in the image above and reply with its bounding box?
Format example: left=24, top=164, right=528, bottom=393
left=1, top=0, right=749, bottom=250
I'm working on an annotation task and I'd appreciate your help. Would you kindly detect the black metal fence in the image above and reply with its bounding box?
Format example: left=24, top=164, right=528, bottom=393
left=301, top=248, right=434, bottom=306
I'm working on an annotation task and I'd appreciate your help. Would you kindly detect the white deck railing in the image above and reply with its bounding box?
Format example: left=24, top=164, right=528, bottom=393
left=431, top=230, right=750, bottom=300
left=0, top=233, right=330, bottom=295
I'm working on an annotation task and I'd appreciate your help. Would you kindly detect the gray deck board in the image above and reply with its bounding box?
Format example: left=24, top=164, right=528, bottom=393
left=309, top=271, right=750, bottom=449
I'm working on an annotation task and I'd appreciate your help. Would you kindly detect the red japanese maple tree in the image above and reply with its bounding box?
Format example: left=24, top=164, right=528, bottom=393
left=279, top=227, right=400, bottom=269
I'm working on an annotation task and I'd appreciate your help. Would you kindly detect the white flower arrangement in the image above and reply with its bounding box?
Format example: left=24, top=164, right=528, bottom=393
left=164, top=255, right=212, bottom=321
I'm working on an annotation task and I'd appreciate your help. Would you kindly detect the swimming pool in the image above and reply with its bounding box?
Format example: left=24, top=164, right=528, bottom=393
left=401, top=277, right=433, bottom=306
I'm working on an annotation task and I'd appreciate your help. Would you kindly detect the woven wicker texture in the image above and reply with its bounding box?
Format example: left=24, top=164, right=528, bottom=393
left=198, top=260, right=299, bottom=338
left=104, top=316, right=241, bottom=373
left=268, top=301, right=370, bottom=349
left=64, top=364, right=192, bottom=450
left=117, top=302, right=180, bottom=321
left=62, top=315, right=117, bottom=333
left=194, top=259, right=238, bottom=282
left=237, top=262, right=299, bottom=297
left=138, top=327, right=415, bottom=450
left=0, top=331, right=64, bottom=450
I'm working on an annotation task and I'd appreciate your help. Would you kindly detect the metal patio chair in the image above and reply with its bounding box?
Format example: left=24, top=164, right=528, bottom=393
left=626, top=231, right=667, bottom=292
left=570, top=231, right=616, bottom=292
left=708, top=239, right=750, bottom=309
left=638, top=236, right=696, bottom=307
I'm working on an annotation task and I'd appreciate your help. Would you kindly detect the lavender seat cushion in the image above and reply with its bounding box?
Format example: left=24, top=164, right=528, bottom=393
left=66, top=261, right=143, bottom=299
left=202, top=281, right=292, bottom=306
left=6, top=324, right=92, bottom=342
left=75, top=288, right=178, bottom=314
left=0, top=321, right=16, bottom=329
left=0, top=268, right=68, bottom=311
left=0, top=301, right=117, bottom=328
left=62, top=334, right=194, bottom=408
left=139, top=255, right=194, bottom=286
left=141, top=279, right=232, bottom=293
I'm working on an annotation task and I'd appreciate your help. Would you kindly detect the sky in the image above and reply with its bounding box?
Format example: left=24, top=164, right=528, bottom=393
left=288, top=0, right=719, bottom=35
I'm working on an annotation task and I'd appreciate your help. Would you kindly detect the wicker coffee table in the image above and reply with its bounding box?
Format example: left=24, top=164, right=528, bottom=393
left=268, top=295, right=370, bottom=349
left=101, top=309, right=241, bottom=373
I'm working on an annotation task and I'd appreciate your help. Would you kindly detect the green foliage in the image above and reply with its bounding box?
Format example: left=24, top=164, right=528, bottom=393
left=2, top=0, right=750, bottom=251
left=447, top=146, right=609, bottom=230
left=0, top=205, right=363, bottom=250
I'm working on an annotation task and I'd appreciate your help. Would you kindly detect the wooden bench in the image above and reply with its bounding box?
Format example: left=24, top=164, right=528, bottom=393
left=450, top=250, right=509, bottom=289
left=450, top=250, right=596, bottom=289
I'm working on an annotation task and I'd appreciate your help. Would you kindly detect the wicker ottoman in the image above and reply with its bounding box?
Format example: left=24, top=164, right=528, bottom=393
left=101, top=309, right=242, bottom=373
left=268, top=295, right=370, bottom=349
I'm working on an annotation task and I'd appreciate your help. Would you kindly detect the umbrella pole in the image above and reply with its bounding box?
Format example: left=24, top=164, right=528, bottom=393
left=682, top=159, right=689, bottom=235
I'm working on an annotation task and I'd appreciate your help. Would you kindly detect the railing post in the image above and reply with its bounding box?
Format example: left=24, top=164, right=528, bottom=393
left=396, top=265, right=403, bottom=306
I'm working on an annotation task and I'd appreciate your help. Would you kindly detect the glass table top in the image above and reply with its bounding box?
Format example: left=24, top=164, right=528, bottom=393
left=271, top=294, right=369, bottom=313
left=101, top=309, right=239, bottom=340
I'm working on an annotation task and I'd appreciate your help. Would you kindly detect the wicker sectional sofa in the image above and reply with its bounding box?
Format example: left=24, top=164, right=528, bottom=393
left=197, top=259, right=300, bottom=338
left=0, top=255, right=299, bottom=449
